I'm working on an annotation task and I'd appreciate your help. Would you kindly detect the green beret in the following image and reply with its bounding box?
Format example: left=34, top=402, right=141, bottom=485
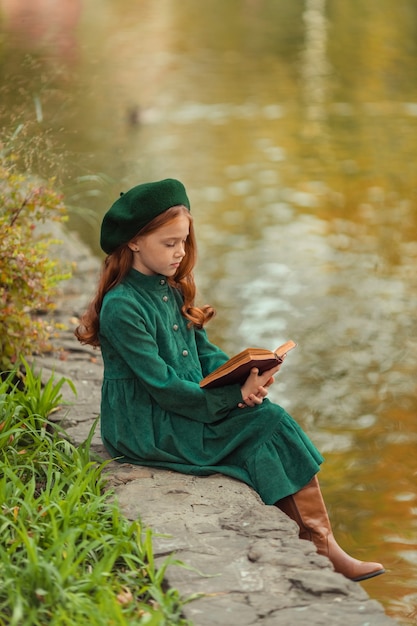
left=100, top=178, right=190, bottom=254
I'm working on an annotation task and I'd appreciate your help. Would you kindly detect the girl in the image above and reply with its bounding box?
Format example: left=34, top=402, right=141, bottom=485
left=75, top=178, right=384, bottom=582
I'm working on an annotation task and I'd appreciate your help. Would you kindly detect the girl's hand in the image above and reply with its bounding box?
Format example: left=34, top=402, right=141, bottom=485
left=238, top=363, right=282, bottom=408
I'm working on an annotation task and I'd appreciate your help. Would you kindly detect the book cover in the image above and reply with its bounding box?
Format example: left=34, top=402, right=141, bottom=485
left=200, top=340, right=296, bottom=389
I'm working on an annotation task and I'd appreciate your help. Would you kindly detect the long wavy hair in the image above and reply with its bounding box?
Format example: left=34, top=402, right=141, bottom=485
left=75, top=205, right=215, bottom=347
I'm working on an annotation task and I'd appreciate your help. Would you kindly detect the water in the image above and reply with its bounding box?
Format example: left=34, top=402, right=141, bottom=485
left=1, top=1, right=417, bottom=622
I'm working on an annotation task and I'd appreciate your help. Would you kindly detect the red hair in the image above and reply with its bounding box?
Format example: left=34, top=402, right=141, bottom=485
left=75, top=206, right=215, bottom=347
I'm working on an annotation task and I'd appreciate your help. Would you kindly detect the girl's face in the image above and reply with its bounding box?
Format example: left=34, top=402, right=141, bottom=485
left=128, top=213, right=190, bottom=277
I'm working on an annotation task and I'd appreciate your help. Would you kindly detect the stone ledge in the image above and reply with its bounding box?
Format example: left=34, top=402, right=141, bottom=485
left=101, top=463, right=395, bottom=626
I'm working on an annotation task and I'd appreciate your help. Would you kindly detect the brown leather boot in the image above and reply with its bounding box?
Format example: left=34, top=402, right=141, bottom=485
left=275, top=476, right=385, bottom=582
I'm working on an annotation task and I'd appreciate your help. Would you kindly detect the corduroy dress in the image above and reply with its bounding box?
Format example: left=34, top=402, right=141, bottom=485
left=99, top=269, right=323, bottom=505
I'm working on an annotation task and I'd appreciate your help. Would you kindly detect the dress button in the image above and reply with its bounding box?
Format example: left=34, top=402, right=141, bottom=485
left=159, top=279, right=166, bottom=285
left=162, top=295, right=168, bottom=302
left=182, top=350, right=188, bottom=357
left=173, top=324, right=179, bottom=331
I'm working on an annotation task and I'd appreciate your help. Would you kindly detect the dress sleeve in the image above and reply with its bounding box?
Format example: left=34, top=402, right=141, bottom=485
left=194, top=326, right=230, bottom=377
left=100, top=297, right=242, bottom=424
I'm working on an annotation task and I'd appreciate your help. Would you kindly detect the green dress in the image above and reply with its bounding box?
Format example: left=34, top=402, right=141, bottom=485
left=99, top=269, right=323, bottom=505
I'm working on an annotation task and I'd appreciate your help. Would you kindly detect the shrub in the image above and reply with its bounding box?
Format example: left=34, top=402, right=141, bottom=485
left=0, top=138, right=71, bottom=370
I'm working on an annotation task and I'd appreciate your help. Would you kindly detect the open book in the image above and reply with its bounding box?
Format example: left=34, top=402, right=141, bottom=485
left=200, top=340, right=297, bottom=389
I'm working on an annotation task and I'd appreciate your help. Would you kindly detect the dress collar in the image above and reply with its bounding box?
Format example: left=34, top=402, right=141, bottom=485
left=125, top=268, right=169, bottom=292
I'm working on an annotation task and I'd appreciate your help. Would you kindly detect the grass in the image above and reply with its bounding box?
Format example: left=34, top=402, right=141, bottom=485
left=0, top=361, right=194, bottom=625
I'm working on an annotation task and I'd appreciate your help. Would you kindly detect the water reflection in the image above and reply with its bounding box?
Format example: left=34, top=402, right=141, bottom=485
left=301, top=0, right=330, bottom=131
left=1, top=1, right=417, bottom=622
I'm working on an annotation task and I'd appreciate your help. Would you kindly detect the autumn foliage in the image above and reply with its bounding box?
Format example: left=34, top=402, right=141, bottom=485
left=0, top=150, right=71, bottom=370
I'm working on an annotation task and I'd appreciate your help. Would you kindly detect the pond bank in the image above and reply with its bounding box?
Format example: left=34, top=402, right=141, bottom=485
left=36, top=226, right=398, bottom=626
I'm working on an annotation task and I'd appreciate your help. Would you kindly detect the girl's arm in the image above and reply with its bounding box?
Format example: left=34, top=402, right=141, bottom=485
left=194, top=326, right=230, bottom=377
